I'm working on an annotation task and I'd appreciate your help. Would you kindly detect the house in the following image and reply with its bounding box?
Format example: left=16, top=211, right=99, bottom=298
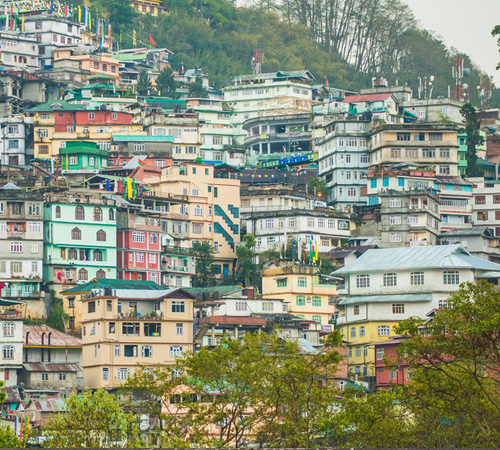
left=342, top=93, right=400, bottom=123
left=0, top=117, right=33, bottom=166
left=374, top=338, right=410, bottom=390
left=0, top=184, right=45, bottom=318
left=333, top=244, right=500, bottom=388
left=470, top=178, right=500, bottom=236
left=60, top=141, right=108, bottom=175
left=0, top=31, right=39, bottom=69
left=441, top=226, right=500, bottom=264
left=81, top=287, right=196, bottom=389
left=0, top=309, right=24, bottom=387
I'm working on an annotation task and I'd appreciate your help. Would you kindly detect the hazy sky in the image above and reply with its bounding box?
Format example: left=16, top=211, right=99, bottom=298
left=402, top=0, right=500, bottom=85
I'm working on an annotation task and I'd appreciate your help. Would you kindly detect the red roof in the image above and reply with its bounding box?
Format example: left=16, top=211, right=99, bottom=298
left=342, top=93, right=392, bottom=103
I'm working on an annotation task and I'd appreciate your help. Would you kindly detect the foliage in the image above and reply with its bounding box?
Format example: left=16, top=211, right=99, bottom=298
left=396, top=281, right=500, bottom=447
left=307, top=176, right=330, bottom=199
left=235, top=233, right=259, bottom=286
left=44, top=389, right=145, bottom=448
left=137, top=69, right=154, bottom=97
left=47, top=297, right=69, bottom=332
left=191, top=241, right=217, bottom=287
left=188, top=75, right=209, bottom=98
left=0, top=425, right=21, bottom=448
left=155, top=67, right=179, bottom=98
left=460, top=103, right=485, bottom=177
left=493, top=25, right=500, bottom=70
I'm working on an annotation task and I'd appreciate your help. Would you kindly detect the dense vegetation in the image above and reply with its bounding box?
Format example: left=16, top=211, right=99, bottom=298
left=81, top=0, right=499, bottom=106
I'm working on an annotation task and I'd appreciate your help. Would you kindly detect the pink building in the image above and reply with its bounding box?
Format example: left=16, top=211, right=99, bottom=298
left=117, top=209, right=162, bottom=284
left=374, top=338, right=410, bottom=390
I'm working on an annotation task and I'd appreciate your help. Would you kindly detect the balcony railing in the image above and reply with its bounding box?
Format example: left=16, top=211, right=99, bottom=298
left=1, top=289, right=42, bottom=298
left=7, top=231, right=25, bottom=238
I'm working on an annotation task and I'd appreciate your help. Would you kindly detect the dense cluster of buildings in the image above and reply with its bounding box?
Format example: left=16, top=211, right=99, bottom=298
left=1, top=1, right=500, bottom=436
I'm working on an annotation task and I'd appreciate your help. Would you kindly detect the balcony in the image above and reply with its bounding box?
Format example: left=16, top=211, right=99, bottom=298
left=1, top=289, right=42, bottom=298
left=7, top=231, right=25, bottom=239
left=161, top=264, right=193, bottom=274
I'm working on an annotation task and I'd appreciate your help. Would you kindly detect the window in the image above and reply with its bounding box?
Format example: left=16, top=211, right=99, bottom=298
left=37, top=128, right=49, bottom=138
left=389, top=216, right=401, bottom=225
left=192, top=223, right=203, bottom=234
left=10, top=242, right=22, bottom=253
left=124, top=345, right=138, bottom=357
left=405, top=149, right=418, bottom=158
left=10, top=262, right=21, bottom=273
left=439, top=165, right=450, bottom=175
left=194, top=205, right=203, bottom=216
left=397, top=132, right=411, bottom=141
left=59, top=373, right=66, bottom=381
left=3, top=323, right=14, bottom=337
left=390, top=233, right=401, bottom=243
left=392, top=303, right=405, bottom=314
left=2, top=345, right=14, bottom=360
left=350, top=327, right=356, bottom=338
left=122, top=323, right=140, bottom=336
left=353, top=305, right=360, bottom=315
left=29, top=222, right=41, bottom=233
left=136, top=252, right=144, bottom=263
left=78, top=268, right=88, bottom=281
left=117, top=368, right=130, bottom=380
left=439, top=149, right=450, bottom=158
left=348, top=347, right=352, bottom=357
left=422, top=149, right=436, bottom=158
left=262, top=302, right=274, bottom=312
left=102, top=368, right=109, bottom=380
left=312, top=315, right=322, bottom=324
left=391, top=148, right=401, bottom=158
left=132, top=232, right=145, bottom=243
left=68, top=248, right=77, bottom=260
left=411, top=271, right=424, bottom=285
left=88, top=301, right=96, bottom=313
left=71, top=228, right=81, bottom=240
left=277, top=278, right=287, bottom=288
left=150, top=233, right=158, bottom=244
left=176, top=323, right=183, bottom=335
left=407, top=215, right=418, bottom=226
left=356, top=274, right=370, bottom=288
left=296, top=296, right=305, bottom=306
left=429, top=132, right=443, bottom=141
left=172, top=301, right=185, bottom=313
left=142, top=345, right=153, bottom=357
left=93, top=207, right=103, bottom=221
left=355, top=347, right=362, bottom=357
left=359, top=326, right=365, bottom=337
left=312, top=296, right=321, bottom=307
left=134, top=143, right=145, bottom=152
left=389, top=198, right=401, bottom=208
left=378, top=325, right=390, bottom=336
left=114, top=345, right=120, bottom=356
left=75, top=205, right=85, bottom=220
left=93, top=249, right=103, bottom=262
left=170, top=345, right=183, bottom=357
left=477, top=211, right=488, bottom=221
left=97, top=230, right=106, bottom=241
left=376, top=348, right=385, bottom=360
left=298, top=277, right=307, bottom=288
left=443, top=270, right=459, bottom=285
left=383, top=273, right=397, bottom=287
left=41, top=372, right=48, bottom=381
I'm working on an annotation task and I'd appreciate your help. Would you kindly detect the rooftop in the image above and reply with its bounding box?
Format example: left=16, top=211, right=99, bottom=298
left=61, top=279, right=166, bottom=294
left=342, top=93, right=393, bottom=103
left=24, top=324, right=82, bottom=347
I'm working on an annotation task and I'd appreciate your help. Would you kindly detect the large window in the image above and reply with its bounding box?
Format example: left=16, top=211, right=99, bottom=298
left=97, top=230, right=106, bottom=241
left=122, top=323, right=140, bottom=336
left=117, top=368, right=130, bottom=380
left=312, top=296, right=322, bottom=307
left=297, top=277, right=307, bottom=288
left=75, top=205, right=85, bottom=220
left=383, top=273, right=397, bottom=287
left=68, top=248, right=77, bottom=260
left=172, top=301, right=185, bottom=313
left=376, top=348, right=385, bottom=360
left=350, top=327, right=356, bottom=338
left=356, top=274, right=370, bottom=288
left=132, top=231, right=145, bottom=243
left=443, top=270, right=459, bottom=285
left=10, top=242, right=22, bottom=253
left=2, top=345, right=14, bottom=360
left=296, top=296, right=305, bottom=306
left=170, top=345, right=183, bottom=357
left=71, top=228, right=81, bottom=240
left=392, top=303, right=405, bottom=314
left=93, top=207, right=103, bottom=221
left=3, top=322, right=15, bottom=337
left=410, top=271, right=424, bottom=285
left=377, top=325, right=390, bottom=336
left=277, top=278, right=287, bottom=288
left=78, top=268, right=88, bottom=281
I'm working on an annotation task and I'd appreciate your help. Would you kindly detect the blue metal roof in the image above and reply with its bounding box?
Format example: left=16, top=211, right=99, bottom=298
left=338, top=293, right=432, bottom=306
left=334, top=244, right=500, bottom=274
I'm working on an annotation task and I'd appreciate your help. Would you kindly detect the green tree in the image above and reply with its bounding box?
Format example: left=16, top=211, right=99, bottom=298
left=47, top=297, right=69, bottom=332
left=307, top=176, right=330, bottom=199
left=235, top=233, right=258, bottom=286
left=156, top=67, right=179, bottom=98
left=137, top=69, right=154, bottom=97
left=396, top=281, right=500, bottom=447
left=460, top=103, right=485, bottom=177
left=0, top=380, right=21, bottom=448
left=191, top=241, right=217, bottom=287
left=44, top=389, right=144, bottom=448
left=188, top=74, right=209, bottom=98
left=493, top=25, right=500, bottom=70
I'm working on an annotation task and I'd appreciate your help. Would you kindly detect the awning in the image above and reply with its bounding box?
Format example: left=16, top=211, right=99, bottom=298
left=477, top=271, right=500, bottom=279
left=0, top=298, right=26, bottom=306
left=274, top=276, right=288, bottom=281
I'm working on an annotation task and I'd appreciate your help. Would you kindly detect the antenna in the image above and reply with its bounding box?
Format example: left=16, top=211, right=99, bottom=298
left=251, top=49, right=264, bottom=76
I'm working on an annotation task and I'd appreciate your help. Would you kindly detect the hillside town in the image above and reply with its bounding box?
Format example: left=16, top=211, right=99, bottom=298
left=0, top=1, right=500, bottom=444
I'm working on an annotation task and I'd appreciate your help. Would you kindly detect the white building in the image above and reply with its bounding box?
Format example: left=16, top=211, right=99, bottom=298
left=317, top=119, right=371, bottom=209
left=470, top=178, right=500, bottom=236
left=0, top=312, right=23, bottom=387
left=24, top=12, right=81, bottom=69
left=0, top=117, right=32, bottom=166
left=0, top=31, right=39, bottom=69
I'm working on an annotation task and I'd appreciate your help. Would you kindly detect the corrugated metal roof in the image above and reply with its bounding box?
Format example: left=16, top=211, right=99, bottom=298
left=112, top=135, right=174, bottom=142
left=27, top=398, right=67, bottom=412
left=62, top=279, right=165, bottom=294
left=334, top=244, right=500, bottom=274
left=476, top=271, right=500, bottom=278
left=23, top=362, right=81, bottom=372
left=338, top=293, right=431, bottom=306
left=342, top=93, right=392, bottom=103
left=24, top=324, right=82, bottom=347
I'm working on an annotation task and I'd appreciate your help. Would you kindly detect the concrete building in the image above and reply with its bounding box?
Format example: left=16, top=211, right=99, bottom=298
left=261, top=260, right=337, bottom=329
left=0, top=31, right=39, bottom=69
left=401, top=98, right=464, bottom=125
left=470, top=178, right=500, bottom=236
left=81, top=287, right=196, bottom=389
left=341, top=93, right=401, bottom=123
left=436, top=176, right=473, bottom=231
left=0, top=117, right=32, bottom=166
left=333, top=244, right=500, bottom=387
left=53, top=49, right=120, bottom=81
left=0, top=310, right=23, bottom=387
left=441, top=227, right=500, bottom=264
left=0, top=184, right=45, bottom=318
left=317, top=119, right=371, bottom=208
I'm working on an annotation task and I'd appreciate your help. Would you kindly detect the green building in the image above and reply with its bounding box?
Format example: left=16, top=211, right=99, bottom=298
left=61, top=141, right=108, bottom=172
left=43, top=193, right=118, bottom=297
left=457, top=131, right=487, bottom=176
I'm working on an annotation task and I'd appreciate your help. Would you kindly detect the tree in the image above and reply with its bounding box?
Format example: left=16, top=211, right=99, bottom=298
left=156, top=67, right=179, bottom=98
left=137, top=69, right=154, bottom=97
left=396, top=281, right=500, bottom=447
left=493, top=25, right=500, bottom=70
left=235, top=233, right=259, bottom=286
left=191, top=241, right=217, bottom=287
left=44, top=389, right=144, bottom=448
left=307, top=176, right=330, bottom=199
left=0, top=380, right=21, bottom=448
left=188, top=74, right=209, bottom=98
left=460, top=103, right=485, bottom=177
left=47, top=297, right=69, bottom=332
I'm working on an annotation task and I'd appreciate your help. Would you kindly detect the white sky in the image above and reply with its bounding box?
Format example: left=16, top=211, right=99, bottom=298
left=401, top=0, right=500, bottom=86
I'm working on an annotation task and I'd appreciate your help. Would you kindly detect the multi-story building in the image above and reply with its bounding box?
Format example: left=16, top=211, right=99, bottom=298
left=0, top=185, right=45, bottom=318
left=436, top=176, right=473, bottom=231
left=43, top=189, right=117, bottom=297
left=161, top=244, right=196, bottom=288
left=0, top=311, right=23, bottom=387
left=131, top=0, right=168, bottom=16
left=243, top=209, right=351, bottom=255
left=261, top=260, right=337, bottom=329
left=0, top=117, right=32, bottom=166
left=401, top=98, right=464, bottom=125
left=441, top=226, right=500, bottom=264
left=470, top=178, right=500, bottom=236
left=341, top=93, right=401, bottom=123
left=374, top=338, right=410, bottom=390
left=23, top=11, right=81, bottom=69
left=369, top=124, right=460, bottom=177
left=317, top=119, right=371, bottom=208
left=22, top=324, right=83, bottom=394
left=53, top=49, right=120, bottom=81
left=223, top=70, right=316, bottom=145
left=145, top=163, right=240, bottom=278
left=116, top=207, right=162, bottom=284
left=333, top=244, right=500, bottom=387
left=81, top=287, right=196, bottom=389
left=0, top=31, right=39, bottom=69
left=457, top=131, right=487, bottom=176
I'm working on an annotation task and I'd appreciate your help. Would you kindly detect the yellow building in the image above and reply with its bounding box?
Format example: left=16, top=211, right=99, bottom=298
left=81, top=288, right=196, bottom=389
left=261, top=260, right=336, bottom=329
left=145, top=163, right=241, bottom=277
left=131, top=0, right=167, bottom=16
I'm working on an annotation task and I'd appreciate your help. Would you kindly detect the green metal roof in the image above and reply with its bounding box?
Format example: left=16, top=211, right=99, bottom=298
left=185, top=285, right=244, bottom=297
left=26, top=99, right=86, bottom=113
left=61, top=279, right=165, bottom=294
left=112, top=135, right=174, bottom=142
left=112, top=53, right=148, bottom=62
